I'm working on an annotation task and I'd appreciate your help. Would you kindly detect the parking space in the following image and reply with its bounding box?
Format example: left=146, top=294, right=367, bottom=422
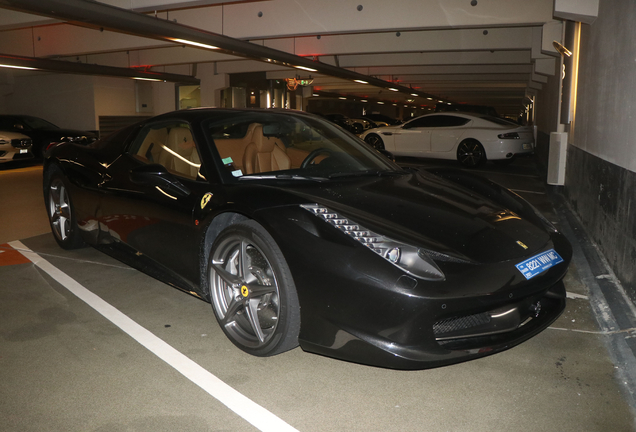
left=1, top=159, right=635, bottom=431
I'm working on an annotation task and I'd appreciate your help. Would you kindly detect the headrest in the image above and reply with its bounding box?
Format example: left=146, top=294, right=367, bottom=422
left=167, top=127, right=193, bottom=146
left=250, top=124, right=276, bottom=152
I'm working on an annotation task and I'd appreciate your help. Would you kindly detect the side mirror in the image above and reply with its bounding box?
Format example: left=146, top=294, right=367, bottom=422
left=130, top=164, right=191, bottom=196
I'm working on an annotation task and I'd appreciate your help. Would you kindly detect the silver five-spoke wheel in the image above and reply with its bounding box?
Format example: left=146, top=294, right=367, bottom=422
left=44, top=170, right=84, bottom=249
left=209, top=221, right=299, bottom=356
left=48, top=178, right=72, bottom=242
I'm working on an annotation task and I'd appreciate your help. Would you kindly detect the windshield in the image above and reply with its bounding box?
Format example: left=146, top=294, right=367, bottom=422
left=202, top=111, right=401, bottom=181
left=19, top=116, right=60, bottom=130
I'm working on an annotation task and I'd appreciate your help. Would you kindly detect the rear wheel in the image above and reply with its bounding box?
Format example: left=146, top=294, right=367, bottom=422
left=457, top=139, right=486, bottom=168
left=208, top=221, right=300, bottom=356
left=44, top=171, right=85, bottom=249
left=364, top=134, right=385, bottom=150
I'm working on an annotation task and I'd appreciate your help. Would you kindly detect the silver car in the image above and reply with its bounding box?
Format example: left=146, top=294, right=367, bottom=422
left=0, top=131, right=33, bottom=163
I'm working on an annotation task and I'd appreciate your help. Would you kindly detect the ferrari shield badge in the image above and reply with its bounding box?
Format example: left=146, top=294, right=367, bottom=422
left=200, top=192, right=213, bottom=209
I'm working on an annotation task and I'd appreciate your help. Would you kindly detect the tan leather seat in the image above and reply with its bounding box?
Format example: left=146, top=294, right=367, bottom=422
left=242, top=125, right=291, bottom=175
left=163, top=127, right=200, bottom=178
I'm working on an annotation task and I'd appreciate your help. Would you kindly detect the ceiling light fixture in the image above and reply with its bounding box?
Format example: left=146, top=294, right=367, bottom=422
left=295, top=65, right=318, bottom=72
left=552, top=41, right=572, bottom=57
left=0, top=64, right=37, bottom=70
left=354, top=79, right=368, bottom=84
left=170, top=38, right=218, bottom=50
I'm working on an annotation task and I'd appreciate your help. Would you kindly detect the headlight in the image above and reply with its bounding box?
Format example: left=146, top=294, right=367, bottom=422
left=498, top=132, right=520, bottom=139
left=301, top=204, right=445, bottom=281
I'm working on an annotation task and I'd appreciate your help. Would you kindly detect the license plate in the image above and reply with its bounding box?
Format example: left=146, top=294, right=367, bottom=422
left=522, top=143, right=532, bottom=150
left=515, top=249, right=564, bottom=280
left=20, top=149, right=28, bottom=154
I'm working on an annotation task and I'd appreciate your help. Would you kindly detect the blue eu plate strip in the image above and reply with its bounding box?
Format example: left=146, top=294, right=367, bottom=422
left=515, top=249, right=564, bottom=280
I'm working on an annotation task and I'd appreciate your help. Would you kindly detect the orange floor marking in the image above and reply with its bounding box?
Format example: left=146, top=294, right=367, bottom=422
left=0, top=243, right=32, bottom=266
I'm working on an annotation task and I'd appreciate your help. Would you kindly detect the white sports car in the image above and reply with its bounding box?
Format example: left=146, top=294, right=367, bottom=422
left=360, top=112, right=534, bottom=167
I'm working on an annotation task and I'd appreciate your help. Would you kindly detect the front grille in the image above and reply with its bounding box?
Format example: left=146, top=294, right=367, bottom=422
left=11, top=138, right=32, bottom=149
left=433, top=312, right=491, bottom=336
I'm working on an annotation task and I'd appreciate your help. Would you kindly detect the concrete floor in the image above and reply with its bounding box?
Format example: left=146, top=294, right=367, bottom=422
left=1, top=158, right=635, bottom=432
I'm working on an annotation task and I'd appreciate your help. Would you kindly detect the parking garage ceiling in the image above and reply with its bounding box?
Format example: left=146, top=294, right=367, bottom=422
left=0, top=0, right=582, bottom=117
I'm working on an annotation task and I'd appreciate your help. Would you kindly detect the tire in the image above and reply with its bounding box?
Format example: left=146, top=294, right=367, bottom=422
left=44, top=169, right=85, bottom=250
left=457, top=139, right=486, bottom=168
left=208, top=220, right=300, bottom=356
left=364, top=134, right=385, bottom=150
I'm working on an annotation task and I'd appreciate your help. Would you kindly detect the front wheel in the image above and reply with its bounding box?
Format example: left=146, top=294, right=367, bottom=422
left=457, top=139, right=486, bottom=168
left=364, top=134, right=385, bottom=150
left=208, top=221, right=300, bottom=356
left=44, top=171, right=85, bottom=249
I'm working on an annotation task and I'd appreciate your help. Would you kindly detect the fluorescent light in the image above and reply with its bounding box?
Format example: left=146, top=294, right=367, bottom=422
left=295, top=65, right=318, bottom=72
left=389, top=88, right=399, bottom=92
left=0, top=64, right=37, bottom=70
left=427, top=97, right=433, bottom=100
left=438, top=100, right=444, bottom=103
left=170, top=38, right=218, bottom=50
left=339, top=97, right=347, bottom=100
left=354, top=79, right=368, bottom=84
left=361, top=99, right=368, bottom=102
left=133, top=77, right=162, bottom=82
left=377, top=101, right=384, bottom=104
left=312, top=93, right=320, bottom=97
left=411, top=93, right=418, bottom=97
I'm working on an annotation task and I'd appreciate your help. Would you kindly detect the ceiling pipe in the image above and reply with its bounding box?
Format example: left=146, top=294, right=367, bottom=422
left=0, top=53, right=200, bottom=83
left=0, top=0, right=447, bottom=103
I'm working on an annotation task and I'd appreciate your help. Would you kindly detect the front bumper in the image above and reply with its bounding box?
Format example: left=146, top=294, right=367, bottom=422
left=258, top=206, right=570, bottom=370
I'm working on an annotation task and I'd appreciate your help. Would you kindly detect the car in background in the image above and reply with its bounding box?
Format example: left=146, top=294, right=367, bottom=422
left=321, top=114, right=370, bottom=134
left=363, top=113, right=401, bottom=126
left=361, top=112, right=534, bottom=168
left=361, top=117, right=389, bottom=128
left=0, top=131, right=33, bottom=164
left=0, top=115, right=97, bottom=158
left=43, top=108, right=570, bottom=369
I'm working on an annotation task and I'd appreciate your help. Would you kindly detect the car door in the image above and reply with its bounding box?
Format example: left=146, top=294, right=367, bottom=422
left=98, top=120, right=209, bottom=286
left=429, top=115, right=471, bottom=153
left=392, top=116, right=435, bottom=156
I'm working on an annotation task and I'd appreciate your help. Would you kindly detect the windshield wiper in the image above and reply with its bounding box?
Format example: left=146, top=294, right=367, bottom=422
left=238, top=174, right=327, bottom=181
left=327, top=169, right=405, bottom=179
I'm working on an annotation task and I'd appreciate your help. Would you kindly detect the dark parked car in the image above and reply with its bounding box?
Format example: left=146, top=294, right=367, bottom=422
left=43, top=108, right=571, bottom=369
left=0, top=115, right=97, bottom=158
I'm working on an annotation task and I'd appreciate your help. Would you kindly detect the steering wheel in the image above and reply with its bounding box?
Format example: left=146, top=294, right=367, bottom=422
left=301, top=148, right=333, bottom=168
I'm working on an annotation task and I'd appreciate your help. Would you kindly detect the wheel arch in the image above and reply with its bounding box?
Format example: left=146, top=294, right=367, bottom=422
left=199, top=211, right=250, bottom=299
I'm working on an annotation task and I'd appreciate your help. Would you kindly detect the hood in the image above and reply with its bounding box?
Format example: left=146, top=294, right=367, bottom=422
left=0, top=131, right=30, bottom=141
left=275, top=171, right=551, bottom=264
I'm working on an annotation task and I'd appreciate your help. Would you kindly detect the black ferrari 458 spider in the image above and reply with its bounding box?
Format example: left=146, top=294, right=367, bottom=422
left=43, top=108, right=571, bottom=369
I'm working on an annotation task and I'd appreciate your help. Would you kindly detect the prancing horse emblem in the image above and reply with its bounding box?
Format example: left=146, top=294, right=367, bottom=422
left=200, top=192, right=213, bottom=209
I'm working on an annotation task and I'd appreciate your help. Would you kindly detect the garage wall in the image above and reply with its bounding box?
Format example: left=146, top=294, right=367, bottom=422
left=564, top=1, right=636, bottom=300
left=533, top=59, right=561, bottom=172
left=0, top=73, right=96, bottom=131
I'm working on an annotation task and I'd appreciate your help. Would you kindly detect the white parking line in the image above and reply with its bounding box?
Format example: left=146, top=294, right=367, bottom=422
left=9, top=241, right=299, bottom=432
left=567, top=291, right=589, bottom=300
